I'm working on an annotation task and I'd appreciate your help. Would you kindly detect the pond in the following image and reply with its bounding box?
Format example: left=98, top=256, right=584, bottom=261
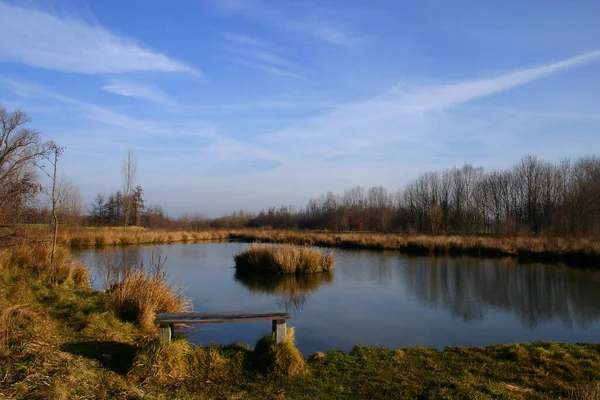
left=74, top=242, right=600, bottom=356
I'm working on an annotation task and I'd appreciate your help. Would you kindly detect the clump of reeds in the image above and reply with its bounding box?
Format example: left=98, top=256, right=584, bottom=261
left=253, top=327, right=309, bottom=378
left=234, top=243, right=335, bottom=274
left=102, top=256, right=190, bottom=335
left=6, top=243, right=89, bottom=286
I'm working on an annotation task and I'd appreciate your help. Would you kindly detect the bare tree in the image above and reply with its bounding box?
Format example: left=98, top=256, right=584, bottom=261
left=39, top=144, right=64, bottom=271
left=55, top=177, right=83, bottom=226
left=0, top=105, right=52, bottom=245
left=122, top=150, right=138, bottom=228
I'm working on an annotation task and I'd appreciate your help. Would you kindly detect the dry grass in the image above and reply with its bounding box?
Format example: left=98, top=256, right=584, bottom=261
left=53, top=227, right=231, bottom=247
left=253, top=327, right=310, bottom=378
left=24, top=225, right=600, bottom=264
left=234, top=230, right=600, bottom=264
left=102, top=258, right=190, bottom=335
left=4, top=243, right=89, bottom=286
left=234, top=243, right=335, bottom=274
left=129, top=340, right=249, bottom=385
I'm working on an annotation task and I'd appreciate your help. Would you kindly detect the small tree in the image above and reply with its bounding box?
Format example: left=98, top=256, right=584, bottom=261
left=40, top=144, right=64, bottom=273
left=122, top=150, right=138, bottom=228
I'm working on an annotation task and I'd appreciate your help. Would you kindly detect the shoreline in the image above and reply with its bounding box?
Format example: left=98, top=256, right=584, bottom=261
left=47, top=226, right=600, bottom=265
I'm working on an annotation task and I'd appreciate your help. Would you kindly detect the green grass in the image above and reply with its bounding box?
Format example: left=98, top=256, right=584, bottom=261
left=3, top=245, right=600, bottom=399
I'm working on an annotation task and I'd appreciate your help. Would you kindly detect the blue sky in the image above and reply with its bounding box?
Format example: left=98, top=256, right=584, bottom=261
left=1, top=0, right=599, bottom=216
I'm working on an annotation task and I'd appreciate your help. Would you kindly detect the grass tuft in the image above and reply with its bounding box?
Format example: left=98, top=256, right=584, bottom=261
left=234, top=243, right=335, bottom=274
left=253, top=327, right=310, bottom=378
left=129, top=339, right=192, bottom=383
left=102, top=258, right=190, bottom=335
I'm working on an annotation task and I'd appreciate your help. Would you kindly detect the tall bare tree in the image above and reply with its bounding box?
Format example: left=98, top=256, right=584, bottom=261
left=40, top=144, right=64, bottom=272
left=122, top=150, right=138, bottom=228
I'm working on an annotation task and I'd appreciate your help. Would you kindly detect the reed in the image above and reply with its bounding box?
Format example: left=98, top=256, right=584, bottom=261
left=102, top=257, right=190, bottom=335
left=5, top=243, right=89, bottom=285
left=234, top=243, right=335, bottom=274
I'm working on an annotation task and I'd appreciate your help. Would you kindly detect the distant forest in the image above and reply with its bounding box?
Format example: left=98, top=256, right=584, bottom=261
left=207, top=155, right=600, bottom=236
left=20, top=155, right=600, bottom=236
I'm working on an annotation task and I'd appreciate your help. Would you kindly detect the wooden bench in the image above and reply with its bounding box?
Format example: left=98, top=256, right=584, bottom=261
left=155, top=310, right=291, bottom=344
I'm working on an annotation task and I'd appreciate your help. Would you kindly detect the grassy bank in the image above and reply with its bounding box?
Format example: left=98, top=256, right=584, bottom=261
left=21, top=225, right=600, bottom=264
left=234, top=243, right=335, bottom=274
left=2, top=244, right=600, bottom=398
left=52, top=226, right=231, bottom=247
left=28, top=225, right=600, bottom=264
left=232, top=230, right=600, bottom=264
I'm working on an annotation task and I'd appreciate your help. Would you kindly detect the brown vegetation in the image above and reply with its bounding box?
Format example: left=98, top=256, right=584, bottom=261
left=2, top=241, right=89, bottom=285
left=234, top=243, right=335, bottom=274
left=52, top=226, right=231, bottom=247
left=233, top=229, right=600, bottom=264
left=253, top=327, right=310, bottom=378
left=102, top=257, right=190, bottom=335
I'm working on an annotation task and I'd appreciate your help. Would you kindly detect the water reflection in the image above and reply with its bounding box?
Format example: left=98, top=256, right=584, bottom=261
left=401, top=257, right=600, bottom=328
left=234, top=271, right=333, bottom=312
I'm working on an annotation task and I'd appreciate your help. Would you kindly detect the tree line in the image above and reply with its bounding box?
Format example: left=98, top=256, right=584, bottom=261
left=206, top=155, right=600, bottom=236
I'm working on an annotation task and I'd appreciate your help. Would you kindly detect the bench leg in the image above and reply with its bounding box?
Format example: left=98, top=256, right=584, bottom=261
left=159, top=324, right=173, bottom=344
left=272, top=319, right=287, bottom=344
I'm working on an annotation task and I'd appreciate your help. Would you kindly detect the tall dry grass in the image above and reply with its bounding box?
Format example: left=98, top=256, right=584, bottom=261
left=233, top=230, right=600, bottom=264
left=102, top=256, right=190, bottom=335
left=234, top=243, right=335, bottom=274
left=54, top=227, right=231, bottom=247
left=3, top=243, right=89, bottom=286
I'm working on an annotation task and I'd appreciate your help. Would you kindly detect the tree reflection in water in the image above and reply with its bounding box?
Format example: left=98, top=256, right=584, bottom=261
left=401, top=257, right=600, bottom=328
left=234, top=271, right=333, bottom=313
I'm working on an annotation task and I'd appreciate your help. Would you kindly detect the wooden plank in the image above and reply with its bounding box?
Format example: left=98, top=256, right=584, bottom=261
left=272, top=319, right=287, bottom=344
left=155, top=310, right=290, bottom=325
left=158, top=324, right=172, bottom=344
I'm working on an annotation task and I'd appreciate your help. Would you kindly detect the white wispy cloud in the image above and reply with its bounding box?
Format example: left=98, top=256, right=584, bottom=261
left=102, top=79, right=175, bottom=104
left=0, top=2, right=196, bottom=74
left=222, top=32, right=308, bottom=79
left=214, top=0, right=357, bottom=47
left=252, top=49, right=600, bottom=185
left=263, top=50, right=600, bottom=142
left=0, top=77, right=285, bottom=164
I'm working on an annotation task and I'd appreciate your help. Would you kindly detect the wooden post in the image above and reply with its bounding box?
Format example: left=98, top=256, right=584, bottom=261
left=272, top=319, right=287, bottom=344
left=158, top=324, right=173, bottom=344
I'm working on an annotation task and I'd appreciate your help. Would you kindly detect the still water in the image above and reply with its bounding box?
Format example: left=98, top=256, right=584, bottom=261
left=74, top=242, right=600, bottom=355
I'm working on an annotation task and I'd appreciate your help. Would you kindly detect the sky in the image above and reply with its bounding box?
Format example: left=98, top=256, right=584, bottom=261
left=0, top=0, right=599, bottom=217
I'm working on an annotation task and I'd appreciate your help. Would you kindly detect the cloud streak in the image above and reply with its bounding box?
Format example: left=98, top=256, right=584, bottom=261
left=0, top=2, right=196, bottom=74
left=222, top=33, right=308, bottom=79
left=254, top=49, right=600, bottom=178
left=265, top=49, right=600, bottom=142
left=214, top=0, right=357, bottom=47
left=102, top=79, right=175, bottom=104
